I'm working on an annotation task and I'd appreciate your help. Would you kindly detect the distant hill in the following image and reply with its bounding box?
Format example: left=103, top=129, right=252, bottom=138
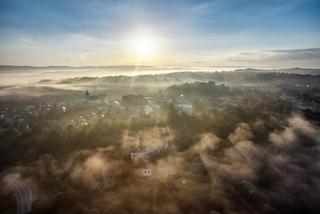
left=234, top=68, right=320, bottom=75
left=1, top=65, right=319, bottom=76
left=59, top=70, right=320, bottom=88
left=0, top=65, right=155, bottom=71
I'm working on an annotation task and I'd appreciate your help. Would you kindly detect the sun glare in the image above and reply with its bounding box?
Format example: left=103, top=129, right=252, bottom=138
left=135, top=39, right=152, bottom=56
left=132, top=35, right=156, bottom=58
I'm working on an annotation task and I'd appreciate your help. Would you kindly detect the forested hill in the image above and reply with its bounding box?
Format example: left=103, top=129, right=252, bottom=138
left=60, top=71, right=320, bottom=86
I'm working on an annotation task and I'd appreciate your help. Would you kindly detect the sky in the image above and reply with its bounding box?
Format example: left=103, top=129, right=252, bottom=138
left=0, top=0, right=319, bottom=68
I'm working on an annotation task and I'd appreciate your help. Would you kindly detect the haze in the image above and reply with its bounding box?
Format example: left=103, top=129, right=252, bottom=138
left=1, top=1, right=320, bottom=214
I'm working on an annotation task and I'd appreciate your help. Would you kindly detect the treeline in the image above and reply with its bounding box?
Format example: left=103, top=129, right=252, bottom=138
left=166, top=81, right=232, bottom=99
left=60, top=71, right=320, bottom=87
left=0, top=118, right=126, bottom=170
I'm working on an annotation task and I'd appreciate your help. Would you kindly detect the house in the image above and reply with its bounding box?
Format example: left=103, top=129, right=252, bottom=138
left=174, top=103, right=193, bottom=112
left=142, top=169, right=152, bottom=177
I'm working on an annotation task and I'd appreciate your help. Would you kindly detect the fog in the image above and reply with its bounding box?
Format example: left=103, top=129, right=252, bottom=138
left=1, top=69, right=319, bottom=213
left=1, top=114, right=319, bottom=213
left=2, top=66, right=309, bottom=86
left=0, top=67, right=228, bottom=86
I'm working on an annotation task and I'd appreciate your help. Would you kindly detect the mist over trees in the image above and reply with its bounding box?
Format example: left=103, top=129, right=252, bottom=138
left=0, top=71, right=320, bottom=214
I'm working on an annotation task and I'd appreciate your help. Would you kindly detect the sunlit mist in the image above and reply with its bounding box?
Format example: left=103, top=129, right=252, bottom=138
left=0, top=1, right=320, bottom=214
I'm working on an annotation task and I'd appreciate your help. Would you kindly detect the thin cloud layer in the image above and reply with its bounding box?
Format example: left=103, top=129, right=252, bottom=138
left=227, top=48, right=320, bottom=68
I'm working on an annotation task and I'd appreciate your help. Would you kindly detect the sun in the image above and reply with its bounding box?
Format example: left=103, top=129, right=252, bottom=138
left=132, top=35, right=155, bottom=58
left=135, top=37, right=153, bottom=57
left=134, top=37, right=154, bottom=57
left=127, top=32, right=162, bottom=63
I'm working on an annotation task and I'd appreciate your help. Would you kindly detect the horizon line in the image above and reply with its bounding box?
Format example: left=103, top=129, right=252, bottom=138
left=0, top=65, right=319, bottom=70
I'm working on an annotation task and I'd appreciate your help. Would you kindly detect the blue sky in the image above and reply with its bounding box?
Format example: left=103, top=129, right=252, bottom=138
left=0, top=0, right=319, bottom=67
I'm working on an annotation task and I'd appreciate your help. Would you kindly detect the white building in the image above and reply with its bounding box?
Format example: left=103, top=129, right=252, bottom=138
left=174, top=103, right=193, bottom=112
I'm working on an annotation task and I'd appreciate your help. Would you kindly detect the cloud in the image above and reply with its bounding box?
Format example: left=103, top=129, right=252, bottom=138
left=268, top=48, right=320, bottom=61
left=193, top=133, right=221, bottom=153
left=226, top=48, right=320, bottom=68
left=228, top=123, right=253, bottom=145
left=196, top=115, right=320, bottom=213
left=269, top=114, right=316, bottom=146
